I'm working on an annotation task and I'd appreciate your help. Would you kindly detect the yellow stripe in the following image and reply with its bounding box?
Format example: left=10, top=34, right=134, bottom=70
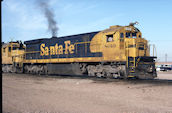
left=25, top=51, right=40, bottom=53
left=74, top=41, right=90, bottom=45
left=128, top=76, right=135, bottom=77
left=139, top=62, right=154, bottom=64
left=24, top=57, right=103, bottom=63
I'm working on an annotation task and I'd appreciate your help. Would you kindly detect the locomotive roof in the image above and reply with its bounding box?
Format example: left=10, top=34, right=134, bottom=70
left=2, top=43, right=8, bottom=48
left=102, top=25, right=123, bottom=33
left=2, top=41, right=21, bottom=48
left=102, top=25, right=140, bottom=34
left=24, top=31, right=100, bottom=45
left=24, top=23, right=140, bottom=45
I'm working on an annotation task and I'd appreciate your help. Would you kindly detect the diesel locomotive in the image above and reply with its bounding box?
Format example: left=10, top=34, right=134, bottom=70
left=2, top=22, right=157, bottom=79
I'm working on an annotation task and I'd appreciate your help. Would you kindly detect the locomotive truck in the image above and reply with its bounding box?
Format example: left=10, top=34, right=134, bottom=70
left=2, top=22, right=157, bottom=79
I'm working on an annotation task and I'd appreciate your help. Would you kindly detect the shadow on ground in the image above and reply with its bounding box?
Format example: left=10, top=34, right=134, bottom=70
left=4, top=72, right=172, bottom=86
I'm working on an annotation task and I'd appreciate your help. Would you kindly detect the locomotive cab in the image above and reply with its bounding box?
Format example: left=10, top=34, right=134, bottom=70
left=2, top=41, right=25, bottom=73
left=90, top=22, right=157, bottom=79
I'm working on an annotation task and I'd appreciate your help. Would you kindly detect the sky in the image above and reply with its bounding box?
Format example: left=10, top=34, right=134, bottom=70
left=2, top=0, right=172, bottom=62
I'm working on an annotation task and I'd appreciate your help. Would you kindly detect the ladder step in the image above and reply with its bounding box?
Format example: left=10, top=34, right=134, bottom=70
left=128, top=75, right=135, bottom=77
left=129, top=71, right=135, bottom=73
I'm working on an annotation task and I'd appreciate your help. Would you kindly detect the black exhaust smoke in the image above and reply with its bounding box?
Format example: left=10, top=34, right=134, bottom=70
left=37, top=0, right=58, bottom=37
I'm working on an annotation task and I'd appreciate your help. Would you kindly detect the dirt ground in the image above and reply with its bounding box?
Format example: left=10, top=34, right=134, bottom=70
left=2, top=72, right=172, bottom=113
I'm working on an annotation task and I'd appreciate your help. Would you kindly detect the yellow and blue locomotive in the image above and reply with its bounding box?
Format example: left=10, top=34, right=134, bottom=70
left=2, top=41, right=25, bottom=72
left=2, top=22, right=157, bottom=79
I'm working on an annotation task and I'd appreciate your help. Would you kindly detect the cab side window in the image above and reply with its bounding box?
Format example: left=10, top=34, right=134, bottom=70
left=120, top=33, right=124, bottom=38
left=126, top=32, right=131, bottom=38
left=132, top=32, right=137, bottom=38
left=139, top=35, right=141, bottom=38
left=132, top=32, right=136, bottom=37
left=13, top=47, right=17, bottom=50
left=9, top=47, right=11, bottom=52
left=106, top=35, right=113, bottom=42
left=3, top=48, right=5, bottom=53
left=120, top=33, right=124, bottom=41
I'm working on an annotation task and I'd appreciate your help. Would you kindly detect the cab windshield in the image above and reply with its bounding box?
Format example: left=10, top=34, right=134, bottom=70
left=125, top=32, right=137, bottom=38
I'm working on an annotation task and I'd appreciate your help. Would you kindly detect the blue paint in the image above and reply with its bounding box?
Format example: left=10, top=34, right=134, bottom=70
left=24, top=31, right=103, bottom=60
